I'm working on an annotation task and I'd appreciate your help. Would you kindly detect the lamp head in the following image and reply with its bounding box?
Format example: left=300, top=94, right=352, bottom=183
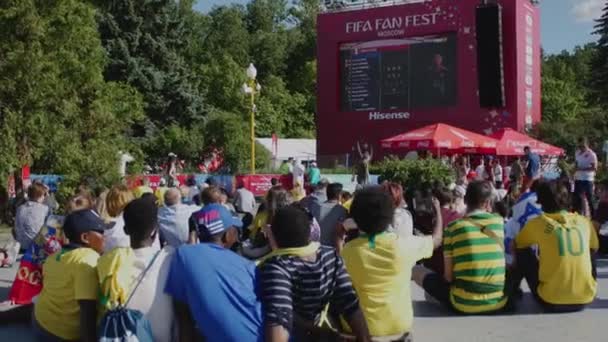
left=246, top=63, right=257, bottom=79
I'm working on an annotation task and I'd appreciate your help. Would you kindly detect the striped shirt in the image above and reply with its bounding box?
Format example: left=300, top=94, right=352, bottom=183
left=443, top=212, right=508, bottom=313
left=259, top=246, right=359, bottom=332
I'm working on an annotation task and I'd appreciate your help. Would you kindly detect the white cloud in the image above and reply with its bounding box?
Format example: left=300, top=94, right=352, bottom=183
left=572, top=0, right=605, bottom=22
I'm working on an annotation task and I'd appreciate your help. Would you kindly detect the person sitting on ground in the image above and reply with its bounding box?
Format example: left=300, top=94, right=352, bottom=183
left=158, top=188, right=200, bottom=247
left=413, top=181, right=509, bottom=314
left=259, top=205, right=371, bottom=342
left=342, top=187, right=442, bottom=340
left=310, top=183, right=348, bottom=247
left=188, top=186, right=222, bottom=244
left=165, top=204, right=265, bottom=341
left=184, top=177, right=200, bottom=205
left=235, top=181, right=256, bottom=215
left=300, top=179, right=329, bottom=211
left=219, top=188, right=237, bottom=214
left=382, top=182, right=413, bottom=238
left=14, top=182, right=49, bottom=251
left=340, top=191, right=352, bottom=206
left=97, top=197, right=175, bottom=341
left=514, top=180, right=598, bottom=312
left=423, top=187, right=463, bottom=276
left=33, top=209, right=111, bottom=342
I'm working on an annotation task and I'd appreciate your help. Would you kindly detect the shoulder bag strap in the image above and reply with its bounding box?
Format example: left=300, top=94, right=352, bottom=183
left=464, top=219, right=504, bottom=251
left=124, top=249, right=162, bottom=307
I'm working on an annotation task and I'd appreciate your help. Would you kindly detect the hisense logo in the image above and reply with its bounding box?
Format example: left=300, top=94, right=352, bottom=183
left=369, top=111, right=411, bottom=120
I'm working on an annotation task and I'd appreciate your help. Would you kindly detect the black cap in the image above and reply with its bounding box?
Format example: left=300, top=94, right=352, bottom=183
left=63, top=209, right=114, bottom=241
left=123, top=197, right=158, bottom=234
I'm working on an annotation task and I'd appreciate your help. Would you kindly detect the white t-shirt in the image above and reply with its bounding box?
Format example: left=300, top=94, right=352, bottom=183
left=493, top=164, right=503, bottom=182
left=389, top=206, right=413, bottom=238
left=475, top=164, right=487, bottom=180
left=126, top=246, right=175, bottom=342
left=575, top=149, right=598, bottom=181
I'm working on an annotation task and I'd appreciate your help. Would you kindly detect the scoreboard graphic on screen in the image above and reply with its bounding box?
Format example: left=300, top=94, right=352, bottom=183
left=340, top=34, right=457, bottom=111
left=316, top=0, right=541, bottom=163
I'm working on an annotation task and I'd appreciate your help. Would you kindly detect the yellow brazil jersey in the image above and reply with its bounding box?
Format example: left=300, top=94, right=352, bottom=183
left=342, top=233, right=433, bottom=337
left=516, top=212, right=599, bottom=305
left=34, top=247, right=100, bottom=340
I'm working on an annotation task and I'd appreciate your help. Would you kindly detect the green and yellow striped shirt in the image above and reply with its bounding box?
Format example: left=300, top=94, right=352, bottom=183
left=443, top=212, right=508, bottom=313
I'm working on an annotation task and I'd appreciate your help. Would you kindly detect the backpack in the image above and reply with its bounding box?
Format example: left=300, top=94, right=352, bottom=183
left=98, top=250, right=161, bottom=342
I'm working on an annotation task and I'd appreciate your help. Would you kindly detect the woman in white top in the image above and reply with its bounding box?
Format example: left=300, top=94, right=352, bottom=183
left=104, top=185, right=135, bottom=252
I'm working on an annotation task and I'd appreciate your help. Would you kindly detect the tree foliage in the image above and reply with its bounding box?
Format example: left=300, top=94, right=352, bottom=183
left=0, top=0, right=143, bottom=185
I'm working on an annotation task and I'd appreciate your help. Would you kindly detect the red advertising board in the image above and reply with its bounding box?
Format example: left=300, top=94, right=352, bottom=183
left=235, top=174, right=294, bottom=197
left=316, top=0, right=541, bottom=162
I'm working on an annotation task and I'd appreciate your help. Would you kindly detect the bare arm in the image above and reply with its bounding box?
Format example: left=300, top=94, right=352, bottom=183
left=265, top=325, right=289, bottom=342
left=188, top=231, right=198, bottom=244
left=346, top=309, right=372, bottom=342
left=78, top=300, right=97, bottom=342
left=443, top=256, right=453, bottom=282
left=431, top=198, right=443, bottom=249
left=175, top=301, right=200, bottom=342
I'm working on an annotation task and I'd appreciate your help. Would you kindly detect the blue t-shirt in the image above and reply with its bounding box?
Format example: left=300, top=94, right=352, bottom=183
left=526, top=152, right=540, bottom=178
left=165, top=243, right=264, bottom=341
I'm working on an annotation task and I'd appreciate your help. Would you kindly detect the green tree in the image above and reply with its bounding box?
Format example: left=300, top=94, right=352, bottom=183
left=93, top=0, right=205, bottom=161
left=592, top=3, right=608, bottom=105
left=203, top=111, right=270, bottom=173
left=0, top=0, right=144, bottom=184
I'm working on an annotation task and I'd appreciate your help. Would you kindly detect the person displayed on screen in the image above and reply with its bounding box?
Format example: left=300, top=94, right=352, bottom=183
left=429, top=53, right=448, bottom=98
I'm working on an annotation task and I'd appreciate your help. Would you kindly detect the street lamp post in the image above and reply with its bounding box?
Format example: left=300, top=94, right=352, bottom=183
left=242, top=63, right=261, bottom=175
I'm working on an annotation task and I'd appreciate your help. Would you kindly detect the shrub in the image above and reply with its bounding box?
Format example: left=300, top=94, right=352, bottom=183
left=371, top=157, right=455, bottom=191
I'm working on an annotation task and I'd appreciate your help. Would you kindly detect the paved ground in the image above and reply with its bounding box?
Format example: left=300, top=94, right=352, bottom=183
left=0, top=256, right=606, bottom=341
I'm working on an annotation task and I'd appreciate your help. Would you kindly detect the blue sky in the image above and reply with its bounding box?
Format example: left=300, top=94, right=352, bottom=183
left=196, top=0, right=604, bottom=54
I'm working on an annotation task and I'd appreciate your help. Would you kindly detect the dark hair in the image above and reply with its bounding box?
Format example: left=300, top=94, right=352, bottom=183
left=434, top=187, right=454, bottom=207
left=464, top=181, right=493, bottom=210
left=187, top=177, right=196, bottom=187
left=493, top=200, right=508, bottom=218
left=536, top=180, right=571, bottom=213
left=123, top=198, right=158, bottom=244
left=265, top=186, right=292, bottom=224
left=271, top=205, right=311, bottom=248
left=270, top=178, right=279, bottom=186
left=327, top=183, right=343, bottom=201
left=201, top=186, right=221, bottom=206
left=524, top=146, right=531, bottom=152
left=381, top=182, right=404, bottom=209
left=28, top=183, right=46, bottom=201
left=341, top=191, right=352, bottom=202
left=350, top=186, right=394, bottom=235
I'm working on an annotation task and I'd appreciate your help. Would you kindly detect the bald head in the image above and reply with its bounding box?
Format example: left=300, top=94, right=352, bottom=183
left=164, top=188, right=181, bottom=206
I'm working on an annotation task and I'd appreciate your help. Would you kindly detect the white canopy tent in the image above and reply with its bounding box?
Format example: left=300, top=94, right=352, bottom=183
left=256, top=138, right=316, bottom=169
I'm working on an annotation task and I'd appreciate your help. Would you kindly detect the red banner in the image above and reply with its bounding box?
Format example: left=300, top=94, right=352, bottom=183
left=235, top=174, right=293, bottom=197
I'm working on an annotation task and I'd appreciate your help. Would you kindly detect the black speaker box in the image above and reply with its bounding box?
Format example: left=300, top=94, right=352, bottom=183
left=476, top=4, right=505, bottom=108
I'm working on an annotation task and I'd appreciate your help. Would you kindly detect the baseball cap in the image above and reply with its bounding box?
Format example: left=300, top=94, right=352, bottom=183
left=63, top=209, right=114, bottom=241
left=193, top=204, right=243, bottom=239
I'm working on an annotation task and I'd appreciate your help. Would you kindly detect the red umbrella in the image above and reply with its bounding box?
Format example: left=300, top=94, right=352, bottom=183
left=490, top=128, right=564, bottom=156
left=380, top=123, right=498, bottom=154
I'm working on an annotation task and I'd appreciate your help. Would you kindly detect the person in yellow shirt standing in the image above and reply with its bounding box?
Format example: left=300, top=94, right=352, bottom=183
left=515, top=180, right=599, bottom=312
left=342, top=187, right=443, bottom=340
left=154, top=178, right=169, bottom=207
left=33, top=209, right=111, bottom=341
